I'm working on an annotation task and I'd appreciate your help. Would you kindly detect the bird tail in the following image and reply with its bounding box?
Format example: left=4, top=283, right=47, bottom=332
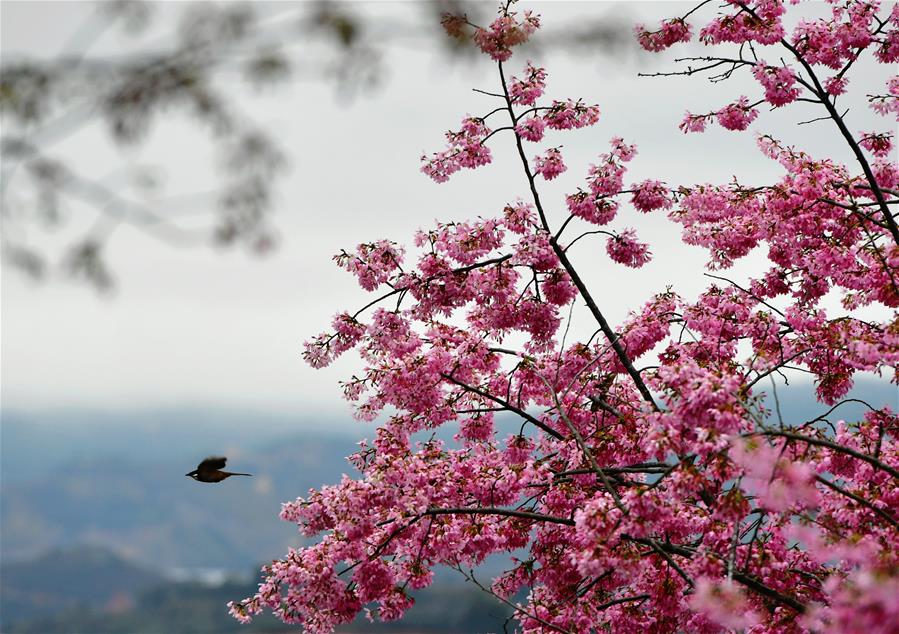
left=224, top=471, right=253, bottom=477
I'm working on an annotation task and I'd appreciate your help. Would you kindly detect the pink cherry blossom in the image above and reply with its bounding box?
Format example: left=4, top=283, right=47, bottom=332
left=508, top=62, right=547, bottom=106
left=440, top=14, right=467, bottom=39
left=420, top=116, right=492, bottom=183
left=630, top=179, right=673, bottom=212
left=543, top=99, right=600, bottom=130
left=730, top=437, right=819, bottom=512
left=699, top=0, right=785, bottom=46
left=635, top=18, right=692, bottom=52
left=605, top=229, right=652, bottom=268
left=533, top=147, right=566, bottom=180
left=472, top=9, right=540, bottom=62
left=869, top=77, right=899, bottom=119
left=859, top=131, right=894, bottom=157
left=334, top=239, right=404, bottom=291
left=680, top=111, right=710, bottom=134
left=502, top=199, right=537, bottom=234
left=752, top=62, right=800, bottom=107
left=565, top=190, right=618, bottom=225
left=515, top=116, right=545, bottom=142
left=689, top=577, right=762, bottom=630
left=825, top=75, right=849, bottom=96
left=715, top=95, right=759, bottom=130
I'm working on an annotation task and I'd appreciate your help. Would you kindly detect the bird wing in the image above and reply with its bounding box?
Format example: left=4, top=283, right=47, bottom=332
left=198, top=456, right=227, bottom=472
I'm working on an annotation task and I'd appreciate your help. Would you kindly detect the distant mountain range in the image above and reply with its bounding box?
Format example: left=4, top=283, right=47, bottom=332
left=1, top=545, right=164, bottom=623
left=1, top=544, right=511, bottom=633
left=2, top=414, right=361, bottom=570
left=0, top=408, right=515, bottom=632
left=0, top=380, right=894, bottom=631
left=2, top=380, right=894, bottom=569
left=0, top=407, right=359, bottom=484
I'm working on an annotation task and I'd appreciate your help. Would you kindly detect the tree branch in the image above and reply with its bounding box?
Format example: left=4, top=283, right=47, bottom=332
left=440, top=373, right=565, bottom=441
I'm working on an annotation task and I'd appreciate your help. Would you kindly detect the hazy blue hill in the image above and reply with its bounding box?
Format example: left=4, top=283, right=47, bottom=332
left=0, top=407, right=359, bottom=484
left=1, top=432, right=361, bottom=570
left=2, top=378, right=894, bottom=570
left=0, top=544, right=164, bottom=623
left=2, top=576, right=284, bottom=634
left=0, top=408, right=521, bottom=575
left=754, top=376, right=896, bottom=425
left=2, top=545, right=511, bottom=634
left=0, top=379, right=894, bottom=631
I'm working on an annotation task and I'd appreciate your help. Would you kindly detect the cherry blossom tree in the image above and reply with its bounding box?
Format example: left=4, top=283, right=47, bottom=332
left=231, top=1, right=898, bottom=632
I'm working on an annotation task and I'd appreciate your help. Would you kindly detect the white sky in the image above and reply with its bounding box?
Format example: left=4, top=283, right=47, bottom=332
left=1, top=1, right=894, bottom=419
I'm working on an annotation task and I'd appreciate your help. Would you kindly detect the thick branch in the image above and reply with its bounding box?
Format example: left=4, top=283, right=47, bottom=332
left=595, top=594, right=650, bottom=611
left=350, top=253, right=512, bottom=319
left=423, top=506, right=575, bottom=526
left=440, top=373, right=565, bottom=440
left=623, top=535, right=806, bottom=613
left=814, top=475, right=899, bottom=530
left=496, top=61, right=659, bottom=411
left=746, top=430, right=899, bottom=481
left=552, top=241, right=660, bottom=410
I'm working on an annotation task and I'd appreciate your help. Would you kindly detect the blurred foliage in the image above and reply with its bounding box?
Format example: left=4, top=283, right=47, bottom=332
left=1, top=1, right=633, bottom=291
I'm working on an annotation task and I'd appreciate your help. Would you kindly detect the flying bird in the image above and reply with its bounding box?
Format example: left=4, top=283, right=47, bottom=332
left=185, top=456, right=252, bottom=483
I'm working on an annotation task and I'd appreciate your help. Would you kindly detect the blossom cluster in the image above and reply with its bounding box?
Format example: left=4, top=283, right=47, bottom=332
left=508, top=61, right=546, bottom=105
left=543, top=99, right=600, bottom=131
left=699, top=0, right=786, bottom=46
left=420, top=116, right=492, bottom=183
left=605, top=229, right=652, bottom=268
left=533, top=147, right=566, bottom=180
left=869, top=76, right=899, bottom=120
left=421, top=63, right=599, bottom=184
left=333, top=240, right=404, bottom=292
left=679, top=95, right=761, bottom=134
left=473, top=10, right=540, bottom=62
left=635, top=18, right=692, bottom=52
left=751, top=62, right=800, bottom=107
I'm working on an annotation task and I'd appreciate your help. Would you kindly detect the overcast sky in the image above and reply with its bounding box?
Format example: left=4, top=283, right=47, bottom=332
left=1, top=1, right=894, bottom=422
